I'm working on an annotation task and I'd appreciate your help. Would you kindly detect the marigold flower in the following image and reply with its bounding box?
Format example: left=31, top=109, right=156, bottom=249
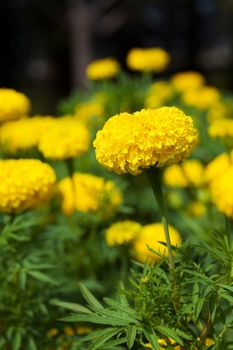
left=127, top=48, right=170, bottom=72
left=163, top=159, right=205, bottom=188
left=105, top=220, right=142, bottom=246
left=204, top=151, right=233, bottom=184
left=145, top=81, right=174, bottom=108
left=187, top=201, right=206, bottom=217
left=0, top=88, right=31, bottom=122
left=75, top=100, right=104, bottom=126
left=38, top=117, right=90, bottom=160
left=58, top=172, right=122, bottom=217
left=171, top=71, right=205, bottom=91
left=94, top=107, right=198, bottom=175
left=182, top=86, right=220, bottom=109
left=86, top=58, right=120, bottom=80
left=208, top=118, right=233, bottom=139
left=210, top=166, right=233, bottom=218
left=133, top=223, right=181, bottom=262
left=207, top=102, right=228, bottom=122
left=0, top=116, right=56, bottom=153
left=0, top=159, right=56, bottom=213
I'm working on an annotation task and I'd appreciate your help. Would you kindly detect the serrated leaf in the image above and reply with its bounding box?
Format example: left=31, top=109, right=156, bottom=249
left=143, top=327, right=160, bottom=350
left=220, top=291, right=233, bottom=304
left=100, top=337, right=127, bottom=349
left=27, top=271, right=58, bottom=285
left=127, top=325, right=137, bottom=349
left=88, top=327, right=121, bottom=350
left=218, top=284, right=233, bottom=293
left=51, top=299, right=92, bottom=314
left=80, top=283, right=103, bottom=310
left=61, top=314, right=131, bottom=326
left=174, top=329, right=192, bottom=340
left=156, top=326, right=183, bottom=345
left=103, top=298, right=140, bottom=320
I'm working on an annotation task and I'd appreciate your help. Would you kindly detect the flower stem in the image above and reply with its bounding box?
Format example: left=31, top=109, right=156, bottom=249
left=147, top=167, right=175, bottom=271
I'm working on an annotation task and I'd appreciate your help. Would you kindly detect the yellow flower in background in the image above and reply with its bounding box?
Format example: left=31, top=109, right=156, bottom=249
left=0, top=159, right=56, bottom=213
left=208, top=118, right=233, bottom=139
left=171, top=71, right=205, bottom=92
left=38, top=117, right=90, bottom=160
left=86, top=58, right=120, bottom=80
left=145, top=81, right=174, bottom=108
left=46, top=328, right=59, bottom=338
left=0, top=88, right=31, bottom=122
left=204, top=151, right=233, bottom=184
left=163, top=159, right=205, bottom=188
left=58, top=172, right=122, bottom=217
left=133, top=223, right=181, bottom=262
left=75, top=100, right=104, bottom=126
left=187, top=201, right=206, bottom=217
left=126, top=48, right=170, bottom=72
left=105, top=220, right=142, bottom=246
left=0, top=116, right=56, bottom=153
left=94, top=107, right=198, bottom=175
left=182, top=86, right=220, bottom=109
left=207, top=102, right=228, bottom=122
left=210, top=166, right=233, bottom=218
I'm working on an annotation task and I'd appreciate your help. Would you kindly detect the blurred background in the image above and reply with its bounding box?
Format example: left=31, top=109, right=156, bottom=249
left=1, top=0, right=233, bottom=113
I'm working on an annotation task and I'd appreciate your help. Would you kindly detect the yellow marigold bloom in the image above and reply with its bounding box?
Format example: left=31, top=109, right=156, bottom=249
left=207, top=102, right=227, bottom=122
left=75, top=100, right=104, bottom=126
left=163, top=159, right=205, bottom=188
left=0, top=116, right=56, bottom=153
left=63, top=326, right=74, bottom=336
left=58, top=172, right=122, bottom=217
left=133, top=223, right=181, bottom=262
left=0, top=88, right=30, bottom=122
left=94, top=107, right=198, bottom=175
left=76, top=326, right=92, bottom=335
left=182, top=86, right=220, bottom=109
left=0, top=159, right=56, bottom=213
left=204, top=151, right=233, bottom=184
left=38, top=117, right=90, bottom=160
left=171, top=71, right=205, bottom=91
left=145, top=81, right=174, bottom=108
left=127, top=48, right=170, bottom=72
left=46, top=328, right=59, bottom=338
left=208, top=118, right=233, bottom=139
left=105, top=220, right=142, bottom=246
left=145, top=339, right=180, bottom=349
left=210, top=166, right=233, bottom=218
left=187, top=201, right=206, bottom=217
left=86, top=58, right=120, bottom=80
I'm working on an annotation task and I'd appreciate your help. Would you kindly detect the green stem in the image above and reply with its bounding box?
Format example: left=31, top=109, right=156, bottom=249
left=66, top=158, right=74, bottom=177
left=147, top=167, right=175, bottom=271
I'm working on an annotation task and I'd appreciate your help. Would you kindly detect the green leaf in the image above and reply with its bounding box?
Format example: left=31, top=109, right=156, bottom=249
left=27, top=271, right=58, bottom=285
left=88, top=327, right=122, bottom=350
left=61, top=314, right=131, bottom=326
left=51, top=299, right=92, bottom=314
left=80, top=283, right=103, bottom=310
left=194, top=297, right=205, bottom=320
left=103, top=298, right=140, bottom=320
left=143, top=327, right=160, bottom=350
left=220, top=291, right=233, bottom=304
left=100, top=337, right=127, bottom=349
left=175, top=329, right=192, bottom=340
left=218, top=284, right=233, bottom=293
left=12, top=331, right=22, bottom=350
left=127, top=325, right=137, bottom=349
left=155, top=326, right=183, bottom=345
left=28, top=336, right=37, bottom=350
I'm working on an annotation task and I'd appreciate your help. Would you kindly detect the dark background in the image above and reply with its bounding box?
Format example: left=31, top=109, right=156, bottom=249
left=1, top=0, right=233, bottom=113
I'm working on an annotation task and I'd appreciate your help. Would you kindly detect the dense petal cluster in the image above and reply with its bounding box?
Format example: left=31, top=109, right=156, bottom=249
left=58, top=172, right=122, bottom=217
left=145, top=81, right=174, bottom=108
left=105, top=220, right=142, bottom=246
left=133, top=223, right=181, bottom=263
left=0, top=88, right=31, bottom=122
left=0, top=159, right=56, bottom=213
left=163, top=159, right=205, bottom=188
left=94, top=107, right=198, bottom=175
left=208, top=118, right=233, bottom=138
left=0, top=116, right=56, bottom=152
left=182, top=86, right=220, bottom=109
left=38, top=118, right=90, bottom=160
left=204, top=152, right=233, bottom=184
left=126, top=48, right=170, bottom=72
left=171, top=71, right=205, bottom=91
left=210, top=167, right=233, bottom=218
left=86, top=58, right=120, bottom=80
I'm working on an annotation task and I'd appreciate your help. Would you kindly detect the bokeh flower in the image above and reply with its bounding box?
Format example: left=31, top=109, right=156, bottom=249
left=186, top=201, right=206, bottom=217
left=145, top=81, right=174, bottom=108
left=0, top=159, right=56, bottom=213
left=105, top=220, right=142, bottom=246
left=126, top=48, right=170, bottom=72
left=163, top=159, right=205, bottom=188
left=58, top=172, right=122, bottom=217
left=0, top=88, right=31, bottom=122
left=208, top=118, right=233, bottom=139
left=86, top=58, right=120, bottom=80
left=171, top=71, right=205, bottom=92
left=94, top=107, right=198, bottom=175
left=204, top=151, right=233, bottom=184
left=182, top=86, right=220, bottom=109
left=38, top=117, right=90, bottom=160
left=75, top=100, right=104, bottom=127
left=133, top=223, right=181, bottom=262
left=0, top=116, right=56, bottom=153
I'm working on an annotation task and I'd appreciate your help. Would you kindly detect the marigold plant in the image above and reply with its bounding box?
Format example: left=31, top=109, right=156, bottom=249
left=0, top=88, right=31, bottom=122
left=86, top=58, right=120, bottom=80
left=126, top=48, right=170, bottom=72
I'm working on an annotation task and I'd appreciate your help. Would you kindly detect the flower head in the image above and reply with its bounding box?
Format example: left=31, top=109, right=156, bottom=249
left=0, top=116, right=56, bottom=153
left=38, top=117, right=90, bottom=160
left=127, top=48, right=170, bottom=72
left=133, top=223, right=181, bottom=262
left=58, top=172, right=122, bottom=217
left=105, top=220, right=142, bottom=246
left=182, top=86, right=220, bottom=109
left=208, top=118, right=233, bottom=139
left=171, top=71, right=205, bottom=91
left=86, top=58, right=120, bottom=80
left=94, top=107, right=198, bottom=175
left=145, top=81, right=174, bottom=109
left=75, top=100, right=104, bottom=127
left=0, top=159, right=56, bottom=213
left=204, top=152, right=233, bottom=184
left=0, top=88, right=31, bottom=122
